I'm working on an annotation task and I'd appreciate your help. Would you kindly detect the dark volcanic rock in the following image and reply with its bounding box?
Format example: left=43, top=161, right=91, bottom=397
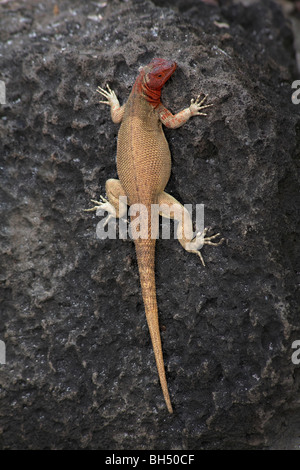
left=0, top=0, right=299, bottom=450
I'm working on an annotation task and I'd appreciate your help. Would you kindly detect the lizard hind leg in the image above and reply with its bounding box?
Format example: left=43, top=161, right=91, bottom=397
left=157, top=191, right=224, bottom=266
left=184, top=227, right=224, bottom=267
left=84, top=178, right=128, bottom=225
left=104, top=178, right=128, bottom=219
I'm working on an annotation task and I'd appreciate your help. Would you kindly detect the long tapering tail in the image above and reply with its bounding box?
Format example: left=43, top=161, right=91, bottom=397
left=134, top=237, right=173, bottom=413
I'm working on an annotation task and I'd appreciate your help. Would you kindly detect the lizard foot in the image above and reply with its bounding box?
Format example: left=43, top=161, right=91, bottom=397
left=84, top=196, right=116, bottom=227
left=97, top=84, right=118, bottom=106
left=190, top=93, right=213, bottom=116
left=186, top=227, right=224, bottom=266
left=84, top=195, right=108, bottom=211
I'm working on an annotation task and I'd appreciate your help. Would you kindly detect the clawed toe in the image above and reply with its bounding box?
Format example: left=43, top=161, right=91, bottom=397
left=189, top=227, right=224, bottom=266
left=84, top=197, right=107, bottom=212
left=196, top=227, right=224, bottom=246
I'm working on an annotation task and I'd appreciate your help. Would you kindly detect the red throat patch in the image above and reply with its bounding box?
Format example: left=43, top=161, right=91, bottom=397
left=133, top=58, right=177, bottom=108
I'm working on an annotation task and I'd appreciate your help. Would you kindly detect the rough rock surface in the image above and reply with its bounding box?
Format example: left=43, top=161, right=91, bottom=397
left=0, top=0, right=299, bottom=450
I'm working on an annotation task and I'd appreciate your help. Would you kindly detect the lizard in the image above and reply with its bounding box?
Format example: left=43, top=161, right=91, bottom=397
left=86, top=58, right=223, bottom=414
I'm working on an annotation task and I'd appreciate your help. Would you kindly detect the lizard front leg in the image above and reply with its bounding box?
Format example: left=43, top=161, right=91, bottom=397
left=97, top=84, right=125, bottom=123
left=157, top=93, right=213, bottom=129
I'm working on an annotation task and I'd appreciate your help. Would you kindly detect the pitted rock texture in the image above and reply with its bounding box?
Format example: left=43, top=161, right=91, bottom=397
left=0, top=0, right=299, bottom=450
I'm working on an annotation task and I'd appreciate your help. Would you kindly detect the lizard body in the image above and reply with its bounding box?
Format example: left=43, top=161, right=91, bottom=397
left=87, top=58, right=223, bottom=413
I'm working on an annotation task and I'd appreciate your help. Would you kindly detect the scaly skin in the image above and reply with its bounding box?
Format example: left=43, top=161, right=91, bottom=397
left=88, top=58, right=223, bottom=413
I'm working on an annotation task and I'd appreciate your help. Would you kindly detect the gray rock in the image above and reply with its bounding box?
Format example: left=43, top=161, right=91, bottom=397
left=0, top=0, right=299, bottom=450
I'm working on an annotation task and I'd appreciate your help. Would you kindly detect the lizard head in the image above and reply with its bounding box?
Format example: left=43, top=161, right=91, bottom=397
left=135, top=58, right=177, bottom=107
left=144, top=58, right=177, bottom=90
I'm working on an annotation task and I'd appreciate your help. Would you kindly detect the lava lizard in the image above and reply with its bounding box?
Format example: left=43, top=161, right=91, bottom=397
left=86, top=58, right=223, bottom=413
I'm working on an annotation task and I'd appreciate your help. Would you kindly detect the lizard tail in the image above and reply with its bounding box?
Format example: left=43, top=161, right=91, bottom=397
left=134, top=237, right=173, bottom=413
